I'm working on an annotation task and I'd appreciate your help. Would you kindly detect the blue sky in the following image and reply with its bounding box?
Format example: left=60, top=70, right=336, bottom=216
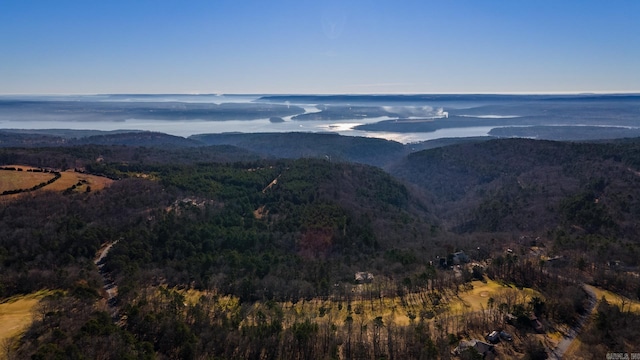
left=1, top=0, right=639, bottom=94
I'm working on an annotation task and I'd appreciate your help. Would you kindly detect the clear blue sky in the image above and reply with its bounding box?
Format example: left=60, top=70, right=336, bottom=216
left=1, top=0, right=639, bottom=94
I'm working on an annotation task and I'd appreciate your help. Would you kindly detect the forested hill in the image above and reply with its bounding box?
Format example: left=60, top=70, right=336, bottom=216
left=389, top=137, right=640, bottom=264
left=0, top=130, right=201, bottom=148
left=0, top=144, right=263, bottom=171
left=105, top=158, right=439, bottom=301
left=1, top=153, right=447, bottom=357
left=0, top=155, right=439, bottom=300
left=190, top=132, right=408, bottom=167
left=0, top=130, right=420, bottom=167
left=5, top=136, right=640, bottom=358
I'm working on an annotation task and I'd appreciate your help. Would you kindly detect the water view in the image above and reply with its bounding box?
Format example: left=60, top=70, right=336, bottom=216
left=2, top=94, right=639, bottom=143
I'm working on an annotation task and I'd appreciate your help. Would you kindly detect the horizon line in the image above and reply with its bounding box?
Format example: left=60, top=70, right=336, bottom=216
left=2, top=90, right=640, bottom=97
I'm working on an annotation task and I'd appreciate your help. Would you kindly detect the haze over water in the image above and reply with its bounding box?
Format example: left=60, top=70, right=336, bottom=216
left=1, top=94, right=639, bottom=143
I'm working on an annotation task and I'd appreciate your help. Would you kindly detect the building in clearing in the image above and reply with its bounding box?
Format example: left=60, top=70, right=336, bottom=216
left=453, top=339, right=496, bottom=359
left=354, top=272, right=374, bottom=283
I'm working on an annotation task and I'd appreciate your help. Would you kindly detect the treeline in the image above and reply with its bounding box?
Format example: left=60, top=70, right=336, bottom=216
left=10, top=250, right=585, bottom=359
left=0, top=168, right=61, bottom=196
left=5, top=291, right=155, bottom=360
left=10, top=287, right=446, bottom=360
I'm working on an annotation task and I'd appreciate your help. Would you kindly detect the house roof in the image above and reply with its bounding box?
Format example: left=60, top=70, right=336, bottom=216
left=455, top=339, right=495, bottom=355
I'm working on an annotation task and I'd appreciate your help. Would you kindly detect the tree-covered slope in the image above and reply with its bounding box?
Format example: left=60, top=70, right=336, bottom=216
left=0, top=149, right=447, bottom=359
left=101, top=158, right=438, bottom=303
left=190, top=132, right=407, bottom=167
left=6, top=138, right=640, bottom=358
left=391, top=138, right=640, bottom=266
left=0, top=151, right=439, bottom=300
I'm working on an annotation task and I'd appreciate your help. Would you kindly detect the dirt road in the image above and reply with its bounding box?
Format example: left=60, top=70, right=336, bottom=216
left=94, top=240, right=120, bottom=314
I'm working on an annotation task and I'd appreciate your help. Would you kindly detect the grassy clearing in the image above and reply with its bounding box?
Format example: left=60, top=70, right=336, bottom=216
left=0, top=290, right=53, bottom=350
left=44, top=171, right=113, bottom=193
left=0, top=165, right=113, bottom=201
left=587, top=284, right=640, bottom=312
left=53, top=171, right=105, bottom=192
left=0, top=168, right=55, bottom=193
left=450, top=279, right=541, bottom=313
left=450, top=280, right=504, bottom=312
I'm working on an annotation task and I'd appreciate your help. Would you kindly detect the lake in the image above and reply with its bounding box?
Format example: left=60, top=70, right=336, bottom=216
left=1, top=94, right=639, bottom=143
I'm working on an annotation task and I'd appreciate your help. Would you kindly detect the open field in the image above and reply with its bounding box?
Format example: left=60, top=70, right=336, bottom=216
left=451, top=279, right=541, bottom=312
left=0, top=168, right=55, bottom=193
left=53, top=170, right=113, bottom=192
left=0, top=165, right=113, bottom=201
left=586, top=284, right=640, bottom=312
left=0, top=290, right=53, bottom=358
left=451, top=280, right=504, bottom=312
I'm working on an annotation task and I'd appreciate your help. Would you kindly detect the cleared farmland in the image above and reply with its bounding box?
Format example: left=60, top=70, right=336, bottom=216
left=0, top=165, right=113, bottom=200
left=0, top=168, right=56, bottom=193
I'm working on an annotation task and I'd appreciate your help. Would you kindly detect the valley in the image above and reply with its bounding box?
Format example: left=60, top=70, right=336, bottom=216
left=1, top=132, right=640, bottom=358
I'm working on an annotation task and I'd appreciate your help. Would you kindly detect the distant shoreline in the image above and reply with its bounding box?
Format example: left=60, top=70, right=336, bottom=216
left=2, top=93, right=640, bottom=143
